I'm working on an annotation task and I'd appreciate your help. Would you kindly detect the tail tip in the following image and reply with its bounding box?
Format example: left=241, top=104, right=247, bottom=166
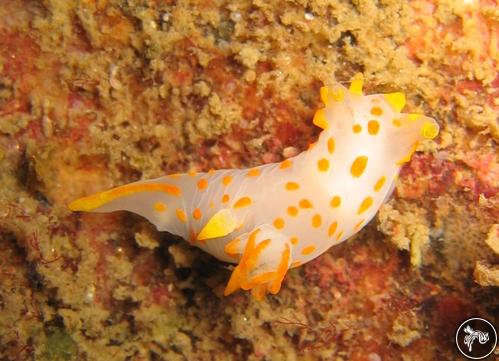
left=68, top=197, right=94, bottom=212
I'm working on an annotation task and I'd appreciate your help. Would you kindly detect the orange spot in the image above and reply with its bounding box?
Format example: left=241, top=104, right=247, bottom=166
left=350, top=156, right=368, bottom=177
left=336, top=230, right=344, bottom=241
left=273, top=218, right=285, bottom=230
left=392, top=118, right=402, bottom=127
left=299, top=199, right=313, bottom=209
left=193, top=208, right=202, bottom=220
left=287, top=206, right=298, bottom=217
left=197, top=178, right=208, bottom=190
left=234, top=196, right=252, bottom=208
left=328, top=221, right=338, bottom=237
left=154, top=202, right=167, bottom=212
left=208, top=168, right=215, bottom=175
left=353, top=124, right=362, bottom=133
left=317, top=158, right=329, bottom=172
left=371, top=106, right=383, bottom=116
left=222, top=194, right=230, bottom=203
left=330, top=196, right=341, bottom=208
left=285, top=182, right=300, bottom=191
left=188, top=170, right=197, bottom=177
left=374, top=176, right=386, bottom=192
left=222, top=175, right=232, bottom=186
left=327, top=137, right=335, bottom=154
left=280, top=159, right=292, bottom=170
left=176, top=208, right=187, bottom=223
left=247, top=168, right=260, bottom=177
left=308, top=142, right=316, bottom=150
left=168, top=173, right=181, bottom=179
left=357, top=196, right=373, bottom=215
left=368, top=120, right=380, bottom=135
left=290, top=261, right=302, bottom=268
left=312, top=214, right=322, bottom=228
left=301, top=245, right=316, bottom=255
left=290, top=236, right=298, bottom=245
left=354, top=218, right=365, bottom=231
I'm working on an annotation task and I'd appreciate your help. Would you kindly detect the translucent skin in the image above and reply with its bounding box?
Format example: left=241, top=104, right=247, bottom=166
left=69, top=77, right=439, bottom=299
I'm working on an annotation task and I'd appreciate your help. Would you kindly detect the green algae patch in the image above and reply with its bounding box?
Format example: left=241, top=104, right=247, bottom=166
left=42, top=328, right=77, bottom=361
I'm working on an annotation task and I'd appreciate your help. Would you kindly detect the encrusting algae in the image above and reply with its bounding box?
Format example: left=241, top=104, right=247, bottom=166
left=0, top=0, right=497, bottom=359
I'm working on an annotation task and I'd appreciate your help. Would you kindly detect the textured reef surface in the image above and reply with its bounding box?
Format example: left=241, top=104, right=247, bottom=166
left=0, top=0, right=497, bottom=360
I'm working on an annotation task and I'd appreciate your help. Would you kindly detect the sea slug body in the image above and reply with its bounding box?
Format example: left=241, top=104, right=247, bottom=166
left=69, top=75, right=439, bottom=300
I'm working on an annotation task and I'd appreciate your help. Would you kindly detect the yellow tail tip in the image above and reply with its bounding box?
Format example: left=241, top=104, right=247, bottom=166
left=67, top=195, right=99, bottom=212
left=68, top=199, right=84, bottom=211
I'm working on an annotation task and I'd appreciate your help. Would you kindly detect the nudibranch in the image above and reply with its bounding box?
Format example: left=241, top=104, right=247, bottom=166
left=69, top=75, right=439, bottom=300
